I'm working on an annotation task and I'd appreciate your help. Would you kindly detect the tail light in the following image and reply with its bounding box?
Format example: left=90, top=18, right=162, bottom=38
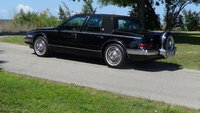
left=138, top=44, right=159, bottom=49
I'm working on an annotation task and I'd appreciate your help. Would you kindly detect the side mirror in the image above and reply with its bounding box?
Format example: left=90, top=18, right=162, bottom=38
left=57, top=25, right=63, bottom=30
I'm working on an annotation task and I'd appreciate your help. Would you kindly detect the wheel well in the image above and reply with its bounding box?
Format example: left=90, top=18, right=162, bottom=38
left=101, top=41, right=126, bottom=56
left=33, top=34, right=46, bottom=43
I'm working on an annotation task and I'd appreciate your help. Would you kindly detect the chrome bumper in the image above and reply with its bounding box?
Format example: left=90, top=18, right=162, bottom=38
left=127, top=48, right=176, bottom=58
left=24, top=37, right=33, bottom=44
left=127, top=49, right=159, bottom=56
left=159, top=47, right=176, bottom=58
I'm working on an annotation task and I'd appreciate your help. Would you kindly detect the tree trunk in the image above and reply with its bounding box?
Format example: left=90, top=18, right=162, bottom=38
left=137, top=0, right=145, bottom=29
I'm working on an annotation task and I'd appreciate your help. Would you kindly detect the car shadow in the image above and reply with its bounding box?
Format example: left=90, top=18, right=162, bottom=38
left=46, top=53, right=182, bottom=72
left=124, top=61, right=182, bottom=72
left=0, top=50, right=6, bottom=71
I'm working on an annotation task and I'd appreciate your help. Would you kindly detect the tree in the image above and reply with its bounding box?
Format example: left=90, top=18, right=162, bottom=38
left=13, top=9, right=59, bottom=30
left=81, top=0, right=97, bottom=14
left=58, top=2, right=72, bottom=22
left=99, top=0, right=146, bottom=29
left=183, top=10, right=200, bottom=31
left=163, top=0, right=200, bottom=30
left=99, top=0, right=161, bottom=30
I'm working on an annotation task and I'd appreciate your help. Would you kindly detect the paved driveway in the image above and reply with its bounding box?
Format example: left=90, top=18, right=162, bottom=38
left=0, top=42, right=200, bottom=109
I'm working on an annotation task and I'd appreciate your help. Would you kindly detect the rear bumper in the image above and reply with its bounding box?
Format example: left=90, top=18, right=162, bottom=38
left=127, top=49, right=159, bottom=56
left=127, top=47, right=176, bottom=60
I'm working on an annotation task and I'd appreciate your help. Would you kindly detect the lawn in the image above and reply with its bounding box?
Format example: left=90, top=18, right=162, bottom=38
left=0, top=71, right=199, bottom=113
left=0, top=33, right=200, bottom=70
left=0, top=35, right=26, bottom=45
left=160, top=33, right=200, bottom=70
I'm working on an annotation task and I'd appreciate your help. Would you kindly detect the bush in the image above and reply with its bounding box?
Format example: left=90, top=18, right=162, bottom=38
left=13, top=9, right=60, bottom=31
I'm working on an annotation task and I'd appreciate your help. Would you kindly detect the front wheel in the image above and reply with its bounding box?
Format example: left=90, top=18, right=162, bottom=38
left=34, top=36, right=49, bottom=57
left=104, top=44, right=127, bottom=68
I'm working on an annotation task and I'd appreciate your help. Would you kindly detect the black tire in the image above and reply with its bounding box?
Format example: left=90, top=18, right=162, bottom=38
left=104, top=44, right=127, bottom=68
left=34, top=36, right=49, bottom=57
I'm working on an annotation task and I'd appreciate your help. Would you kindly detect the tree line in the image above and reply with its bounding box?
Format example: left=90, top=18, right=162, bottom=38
left=13, top=0, right=200, bottom=31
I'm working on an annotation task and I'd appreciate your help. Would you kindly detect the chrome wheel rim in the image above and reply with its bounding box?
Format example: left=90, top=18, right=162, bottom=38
left=105, top=46, right=122, bottom=66
left=166, top=36, right=175, bottom=51
left=34, top=39, right=46, bottom=56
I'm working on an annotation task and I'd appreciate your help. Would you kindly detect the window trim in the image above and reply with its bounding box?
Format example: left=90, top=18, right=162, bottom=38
left=60, top=16, right=87, bottom=31
left=82, top=16, right=104, bottom=33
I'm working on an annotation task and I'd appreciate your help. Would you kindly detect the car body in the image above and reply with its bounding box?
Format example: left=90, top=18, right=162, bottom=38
left=24, top=14, right=176, bottom=67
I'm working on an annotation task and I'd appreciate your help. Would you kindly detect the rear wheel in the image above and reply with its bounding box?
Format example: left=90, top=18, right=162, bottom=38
left=104, top=44, right=127, bottom=68
left=34, top=36, right=49, bottom=57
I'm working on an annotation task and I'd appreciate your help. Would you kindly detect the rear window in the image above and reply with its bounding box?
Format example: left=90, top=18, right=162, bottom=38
left=117, top=19, right=140, bottom=30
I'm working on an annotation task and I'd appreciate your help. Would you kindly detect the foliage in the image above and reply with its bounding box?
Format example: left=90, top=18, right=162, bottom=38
left=100, top=0, right=161, bottom=30
left=182, top=10, right=200, bottom=31
left=13, top=9, right=60, bottom=30
left=163, top=0, right=200, bottom=30
left=81, top=0, right=97, bottom=14
left=58, top=2, right=72, bottom=22
left=0, top=71, right=199, bottom=113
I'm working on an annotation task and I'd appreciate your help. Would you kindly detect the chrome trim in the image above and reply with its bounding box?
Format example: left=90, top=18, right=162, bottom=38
left=159, top=47, right=176, bottom=58
left=49, top=44, right=101, bottom=53
left=24, top=37, right=33, bottom=44
left=27, top=34, right=33, bottom=38
left=127, top=49, right=159, bottom=56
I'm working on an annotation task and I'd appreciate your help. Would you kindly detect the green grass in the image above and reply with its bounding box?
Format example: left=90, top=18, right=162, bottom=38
left=0, top=33, right=200, bottom=70
left=160, top=33, right=200, bottom=70
left=0, top=36, right=26, bottom=45
left=0, top=71, right=199, bottom=113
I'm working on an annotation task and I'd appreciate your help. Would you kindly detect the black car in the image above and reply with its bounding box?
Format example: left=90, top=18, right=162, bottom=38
left=24, top=14, right=176, bottom=68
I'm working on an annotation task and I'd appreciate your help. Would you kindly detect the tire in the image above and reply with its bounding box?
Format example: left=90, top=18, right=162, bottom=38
left=34, top=36, right=49, bottom=57
left=104, top=44, right=127, bottom=68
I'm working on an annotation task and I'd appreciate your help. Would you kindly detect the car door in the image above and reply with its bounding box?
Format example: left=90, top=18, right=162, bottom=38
left=57, top=16, right=87, bottom=47
left=77, top=16, right=105, bottom=51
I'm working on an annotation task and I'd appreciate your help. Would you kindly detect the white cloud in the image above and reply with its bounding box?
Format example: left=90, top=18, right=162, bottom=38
left=16, top=4, right=34, bottom=12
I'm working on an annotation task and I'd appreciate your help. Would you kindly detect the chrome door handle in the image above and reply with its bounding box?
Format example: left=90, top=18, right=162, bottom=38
left=97, top=36, right=104, bottom=39
left=73, top=34, right=77, bottom=38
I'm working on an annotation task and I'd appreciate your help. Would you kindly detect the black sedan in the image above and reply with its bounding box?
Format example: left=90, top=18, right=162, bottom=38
left=25, top=14, right=176, bottom=68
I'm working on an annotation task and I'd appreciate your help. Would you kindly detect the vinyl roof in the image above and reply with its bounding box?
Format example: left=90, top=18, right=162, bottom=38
left=74, top=14, right=130, bottom=18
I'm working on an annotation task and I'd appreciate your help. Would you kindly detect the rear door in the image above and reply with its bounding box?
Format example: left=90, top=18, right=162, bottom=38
left=77, top=16, right=105, bottom=51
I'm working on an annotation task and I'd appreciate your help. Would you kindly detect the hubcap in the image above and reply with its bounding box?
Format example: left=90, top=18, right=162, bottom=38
left=166, top=36, right=175, bottom=51
left=105, top=46, right=122, bottom=66
left=34, top=39, right=46, bottom=56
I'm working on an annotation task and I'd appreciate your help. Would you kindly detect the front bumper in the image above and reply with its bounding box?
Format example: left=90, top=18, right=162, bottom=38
left=24, top=37, right=34, bottom=44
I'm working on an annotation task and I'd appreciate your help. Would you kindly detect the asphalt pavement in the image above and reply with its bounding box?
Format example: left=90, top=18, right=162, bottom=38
left=0, top=42, right=200, bottom=109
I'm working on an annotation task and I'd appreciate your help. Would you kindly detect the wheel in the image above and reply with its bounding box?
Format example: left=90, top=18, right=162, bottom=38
left=104, top=44, right=127, bottom=68
left=34, top=36, right=49, bottom=57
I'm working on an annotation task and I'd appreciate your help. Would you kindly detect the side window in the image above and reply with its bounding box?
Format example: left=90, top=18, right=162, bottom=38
left=83, top=16, right=103, bottom=32
left=118, top=19, right=139, bottom=30
left=62, top=16, right=86, bottom=31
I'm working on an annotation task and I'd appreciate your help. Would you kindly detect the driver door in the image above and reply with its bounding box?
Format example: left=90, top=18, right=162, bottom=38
left=58, top=16, right=87, bottom=47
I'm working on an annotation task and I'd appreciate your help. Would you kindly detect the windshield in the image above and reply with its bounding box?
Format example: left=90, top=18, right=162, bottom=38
left=117, top=19, right=141, bottom=31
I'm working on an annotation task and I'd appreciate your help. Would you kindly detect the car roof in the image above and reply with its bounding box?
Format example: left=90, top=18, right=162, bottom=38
left=74, top=14, right=130, bottom=18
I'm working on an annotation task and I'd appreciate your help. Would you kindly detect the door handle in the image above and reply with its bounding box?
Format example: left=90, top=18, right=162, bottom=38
left=72, top=34, right=77, bottom=38
left=97, top=36, right=104, bottom=39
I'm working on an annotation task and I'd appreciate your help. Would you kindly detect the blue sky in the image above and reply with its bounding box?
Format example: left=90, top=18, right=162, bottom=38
left=0, top=0, right=199, bottom=21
